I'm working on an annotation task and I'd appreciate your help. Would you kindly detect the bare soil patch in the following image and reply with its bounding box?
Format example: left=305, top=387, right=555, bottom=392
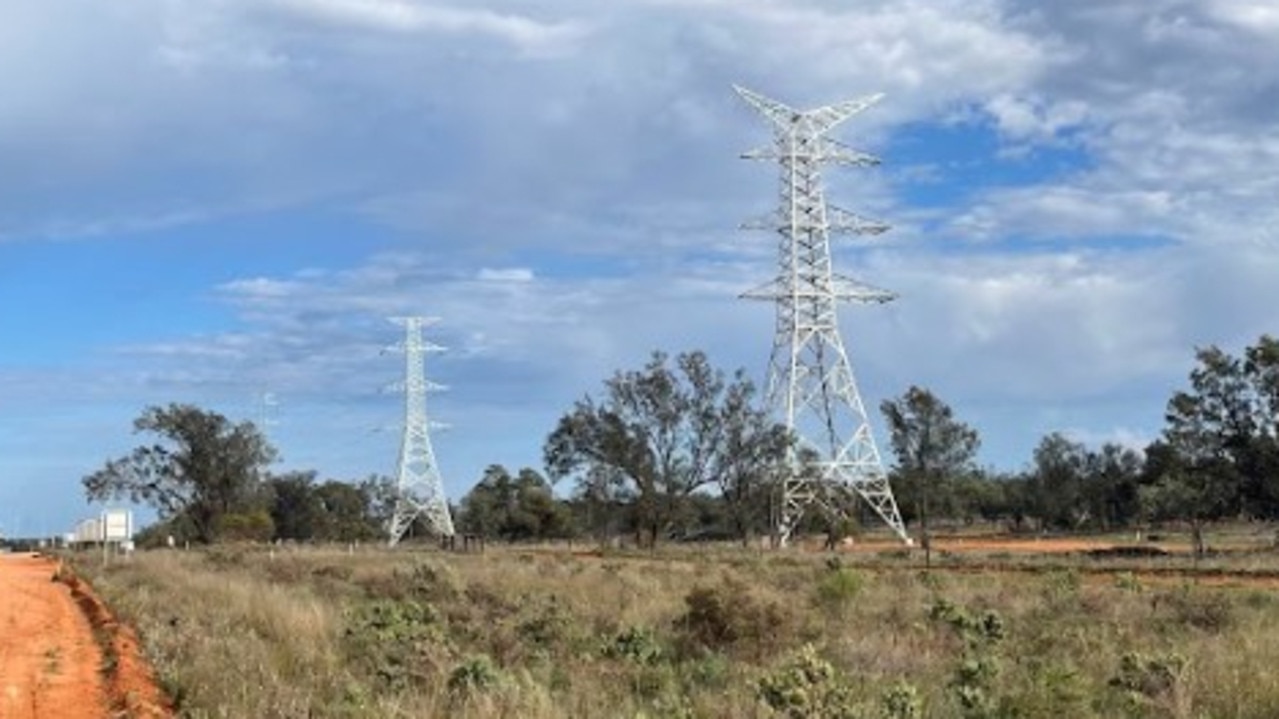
left=0, top=553, right=108, bottom=719
left=0, top=554, right=171, bottom=719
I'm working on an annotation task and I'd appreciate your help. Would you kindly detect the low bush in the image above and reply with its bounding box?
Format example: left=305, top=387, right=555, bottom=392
left=676, top=577, right=796, bottom=660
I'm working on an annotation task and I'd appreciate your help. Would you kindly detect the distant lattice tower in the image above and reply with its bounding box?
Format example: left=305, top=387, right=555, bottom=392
left=387, top=317, right=456, bottom=546
left=735, top=85, right=910, bottom=545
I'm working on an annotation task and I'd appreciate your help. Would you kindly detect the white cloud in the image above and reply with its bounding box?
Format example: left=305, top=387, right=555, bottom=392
left=477, top=268, right=535, bottom=283
left=949, top=186, right=1176, bottom=242
left=266, top=0, right=588, bottom=51
left=1207, top=0, right=1279, bottom=35
left=984, top=94, right=1089, bottom=144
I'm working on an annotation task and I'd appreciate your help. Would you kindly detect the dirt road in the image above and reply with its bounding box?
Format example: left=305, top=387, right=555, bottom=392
left=0, top=553, right=108, bottom=719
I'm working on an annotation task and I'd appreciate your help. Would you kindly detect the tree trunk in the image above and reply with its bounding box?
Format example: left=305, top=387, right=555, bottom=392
left=1191, top=519, right=1206, bottom=560
left=918, top=492, right=932, bottom=569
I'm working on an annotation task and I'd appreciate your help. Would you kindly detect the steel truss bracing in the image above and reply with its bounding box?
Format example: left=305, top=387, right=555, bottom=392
left=735, top=85, right=910, bottom=545
left=387, top=317, right=455, bottom=546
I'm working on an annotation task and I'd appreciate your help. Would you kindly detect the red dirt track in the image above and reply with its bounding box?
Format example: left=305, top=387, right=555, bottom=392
left=0, top=554, right=170, bottom=719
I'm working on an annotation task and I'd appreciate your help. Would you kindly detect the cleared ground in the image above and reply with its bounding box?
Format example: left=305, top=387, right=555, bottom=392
left=0, top=553, right=170, bottom=719
left=0, top=553, right=107, bottom=719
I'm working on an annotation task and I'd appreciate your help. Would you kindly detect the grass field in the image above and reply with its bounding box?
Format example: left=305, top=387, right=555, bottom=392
left=72, top=529, right=1279, bottom=718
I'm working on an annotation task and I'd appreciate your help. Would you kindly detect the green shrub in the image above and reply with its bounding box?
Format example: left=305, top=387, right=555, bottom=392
left=344, top=599, right=447, bottom=690
left=1109, top=651, right=1187, bottom=709
left=881, top=681, right=922, bottom=719
left=929, top=599, right=1006, bottom=717
left=516, top=596, right=576, bottom=652
left=814, top=569, right=864, bottom=615
left=756, top=644, right=860, bottom=718
left=605, top=625, right=665, bottom=665
left=447, top=654, right=504, bottom=696
left=677, top=578, right=795, bottom=660
left=928, top=599, right=1005, bottom=647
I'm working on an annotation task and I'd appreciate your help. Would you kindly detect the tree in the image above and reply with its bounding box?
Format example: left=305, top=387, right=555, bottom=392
left=83, top=404, right=277, bottom=543
left=880, top=386, right=980, bottom=565
left=1159, top=335, right=1279, bottom=530
left=1138, top=440, right=1223, bottom=557
left=1028, top=433, right=1089, bottom=530
left=357, top=474, right=399, bottom=538
left=459, top=465, right=515, bottom=538
left=314, top=480, right=384, bottom=542
left=458, top=465, right=572, bottom=542
left=1080, top=443, right=1144, bottom=530
left=511, top=468, right=573, bottom=540
left=268, top=470, right=324, bottom=541
left=710, top=371, right=793, bottom=545
left=544, top=350, right=790, bottom=547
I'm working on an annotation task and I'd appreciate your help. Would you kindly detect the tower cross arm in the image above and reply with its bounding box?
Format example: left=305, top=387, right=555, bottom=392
left=740, top=211, right=785, bottom=232
left=740, top=278, right=785, bottom=301
left=830, top=274, right=897, bottom=304
left=733, top=85, right=801, bottom=132
left=734, top=85, right=885, bottom=138
left=807, top=93, right=885, bottom=136
left=825, top=139, right=881, bottom=166
left=828, top=206, right=890, bottom=235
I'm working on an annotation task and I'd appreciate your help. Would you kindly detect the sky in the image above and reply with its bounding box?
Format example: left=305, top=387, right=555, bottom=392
left=2, top=0, right=1278, bottom=536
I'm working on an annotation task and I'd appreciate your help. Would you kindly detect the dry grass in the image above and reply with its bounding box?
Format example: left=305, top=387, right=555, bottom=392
left=72, top=539, right=1279, bottom=718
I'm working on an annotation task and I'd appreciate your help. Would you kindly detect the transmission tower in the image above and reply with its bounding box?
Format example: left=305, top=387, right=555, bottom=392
left=387, top=317, right=456, bottom=546
left=735, top=85, right=910, bottom=545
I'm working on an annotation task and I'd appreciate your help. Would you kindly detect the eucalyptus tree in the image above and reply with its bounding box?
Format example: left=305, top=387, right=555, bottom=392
left=881, top=386, right=980, bottom=563
left=544, top=350, right=790, bottom=547
left=83, top=403, right=277, bottom=543
left=1146, top=335, right=1279, bottom=554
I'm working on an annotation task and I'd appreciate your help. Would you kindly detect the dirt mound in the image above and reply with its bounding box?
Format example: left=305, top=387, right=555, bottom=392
left=55, top=562, right=173, bottom=718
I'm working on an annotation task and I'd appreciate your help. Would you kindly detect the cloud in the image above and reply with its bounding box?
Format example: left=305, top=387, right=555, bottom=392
left=266, top=0, right=589, bottom=51
left=984, top=93, right=1090, bottom=145
left=948, top=186, right=1176, bottom=242
left=1205, top=0, right=1279, bottom=35
left=477, top=268, right=535, bottom=283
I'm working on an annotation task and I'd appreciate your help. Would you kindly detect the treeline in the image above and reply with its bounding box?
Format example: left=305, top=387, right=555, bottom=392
left=484, top=337, right=1279, bottom=553
left=86, top=336, right=1279, bottom=555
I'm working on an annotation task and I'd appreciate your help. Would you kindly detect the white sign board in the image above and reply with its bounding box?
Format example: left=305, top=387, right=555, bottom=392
left=102, top=510, right=133, bottom=541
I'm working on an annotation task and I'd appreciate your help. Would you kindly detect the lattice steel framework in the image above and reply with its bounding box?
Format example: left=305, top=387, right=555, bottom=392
left=735, top=85, right=909, bottom=545
left=387, top=317, right=456, bottom=546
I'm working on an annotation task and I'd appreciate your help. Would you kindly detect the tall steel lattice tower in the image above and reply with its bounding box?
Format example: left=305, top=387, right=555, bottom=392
left=735, top=85, right=910, bottom=545
left=387, top=317, right=456, bottom=546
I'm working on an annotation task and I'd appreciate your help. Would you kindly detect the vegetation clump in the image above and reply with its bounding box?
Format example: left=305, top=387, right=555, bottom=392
left=344, top=598, right=448, bottom=691
left=756, top=644, right=860, bottom=719
left=1109, top=651, right=1188, bottom=715
left=677, top=577, right=796, bottom=659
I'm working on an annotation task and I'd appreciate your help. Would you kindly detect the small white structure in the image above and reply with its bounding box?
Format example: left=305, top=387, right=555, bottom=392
left=74, top=518, right=102, bottom=545
left=71, top=509, right=134, bottom=549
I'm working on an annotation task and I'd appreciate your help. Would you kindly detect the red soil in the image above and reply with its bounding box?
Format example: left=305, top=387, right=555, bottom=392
left=0, top=554, right=109, bottom=719
left=828, top=536, right=1176, bottom=554
left=0, top=554, right=171, bottom=719
left=930, top=537, right=1128, bottom=553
